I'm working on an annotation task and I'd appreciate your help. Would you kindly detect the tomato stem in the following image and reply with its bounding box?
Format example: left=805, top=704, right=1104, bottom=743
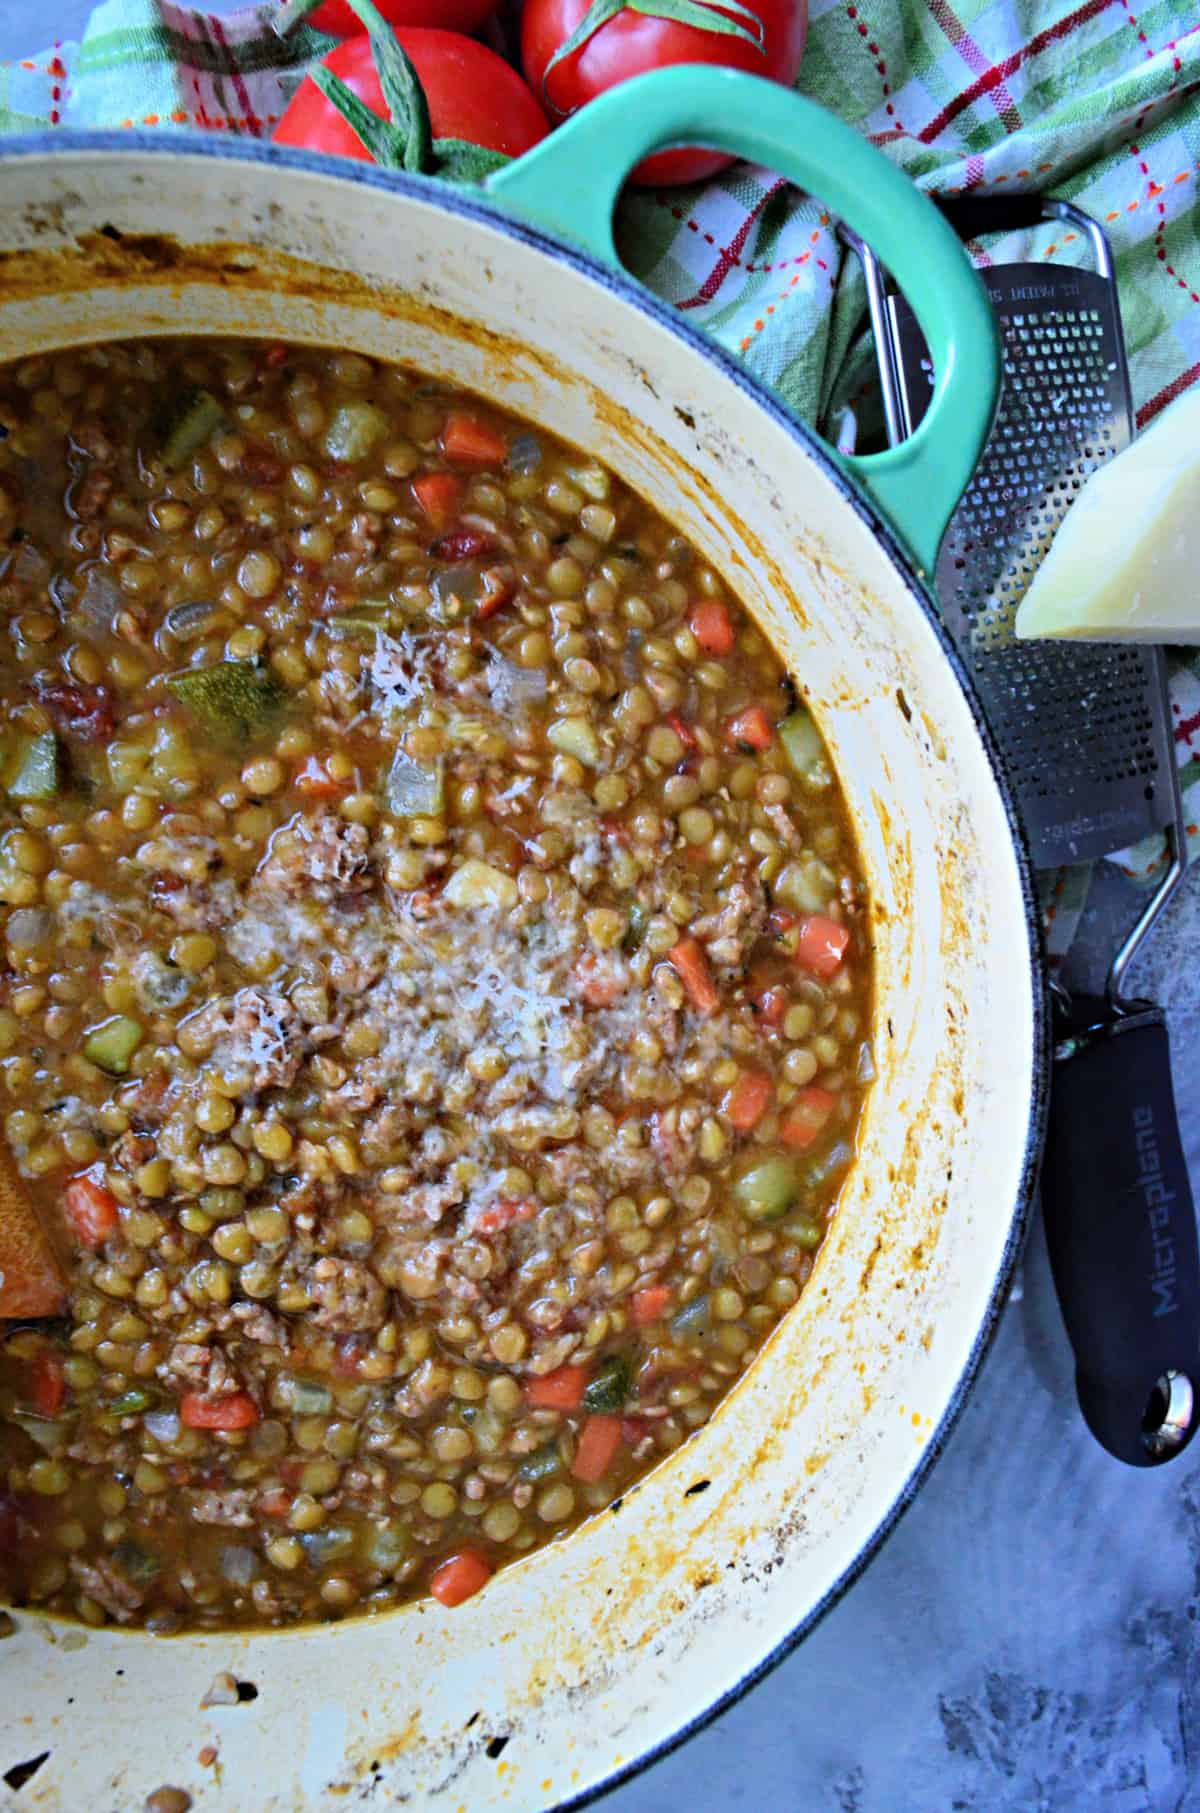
left=273, top=0, right=327, bottom=36
left=542, top=0, right=766, bottom=101
left=304, top=0, right=434, bottom=174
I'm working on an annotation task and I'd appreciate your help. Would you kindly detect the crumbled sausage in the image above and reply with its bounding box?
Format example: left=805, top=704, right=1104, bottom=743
left=256, top=813, right=373, bottom=905
left=188, top=1488, right=256, bottom=1528
left=306, top=1256, right=388, bottom=1332
left=69, top=1555, right=145, bottom=1622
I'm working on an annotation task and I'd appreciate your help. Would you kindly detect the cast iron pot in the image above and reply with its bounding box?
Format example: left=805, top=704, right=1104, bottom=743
left=0, top=68, right=1044, bottom=1812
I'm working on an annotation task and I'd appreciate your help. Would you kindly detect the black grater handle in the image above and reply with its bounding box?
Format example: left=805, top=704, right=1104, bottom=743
left=934, top=194, right=1049, bottom=240
left=1042, top=996, right=1200, bottom=1466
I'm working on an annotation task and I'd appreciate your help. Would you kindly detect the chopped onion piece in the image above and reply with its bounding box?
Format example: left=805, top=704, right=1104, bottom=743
left=384, top=749, right=444, bottom=819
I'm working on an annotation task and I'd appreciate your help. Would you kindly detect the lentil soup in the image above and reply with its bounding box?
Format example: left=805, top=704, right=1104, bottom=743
left=0, top=337, right=870, bottom=1631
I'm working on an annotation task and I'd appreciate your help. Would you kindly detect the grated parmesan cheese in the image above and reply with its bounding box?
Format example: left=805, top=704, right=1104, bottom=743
left=369, top=631, right=440, bottom=719
left=209, top=989, right=303, bottom=1092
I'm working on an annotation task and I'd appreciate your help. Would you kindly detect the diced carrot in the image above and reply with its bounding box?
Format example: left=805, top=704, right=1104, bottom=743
left=294, top=755, right=347, bottom=798
left=725, top=705, right=775, bottom=752
left=794, top=914, right=850, bottom=978
left=688, top=598, right=735, bottom=656
left=779, top=1086, right=838, bottom=1150
left=752, top=982, right=789, bottom=1030
left=440, top=411, right=508, bottom=468
left=631, top=1286, right=671, bottom=1326
left=62, top=1171, right=119, bottom=1250
left=666, top=711, right=698, bottom=750
left=430, top=1547, right=492, bottom=1607
left=411, top=471, right=462, bottom=531
left=476, top=566, right=517, bottom=622
left=668, top=936, right=720, bottom=1017
left=179, top=1391, right=260, bottom=1431
left=723, top=1069, right=773, bottom=1132
left=29, top=1352, right=65, bottom=1419
left=572, top=1414, right=623, bottom=1483
left=526, top=1364, right=589, bottom=1411
left=475, top=1197, right=538, bottom=1237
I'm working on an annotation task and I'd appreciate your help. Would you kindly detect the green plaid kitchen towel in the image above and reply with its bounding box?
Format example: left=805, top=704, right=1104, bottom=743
left=2, top=0, right=1199, bottom=948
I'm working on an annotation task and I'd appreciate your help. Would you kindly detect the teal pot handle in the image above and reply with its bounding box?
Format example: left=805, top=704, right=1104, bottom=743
left=488, top=66, right=998, bottom=581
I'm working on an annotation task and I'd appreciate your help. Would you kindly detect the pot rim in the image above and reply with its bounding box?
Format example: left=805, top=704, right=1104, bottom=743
left=0, top=130, right=1050, bottom=1810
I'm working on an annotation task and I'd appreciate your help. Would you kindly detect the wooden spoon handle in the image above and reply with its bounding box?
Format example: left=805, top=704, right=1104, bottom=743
left=0, top=1146, right=66, bottom=1319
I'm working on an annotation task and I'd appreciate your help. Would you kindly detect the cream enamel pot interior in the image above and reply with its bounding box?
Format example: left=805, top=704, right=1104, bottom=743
left=0, top=72, right=1044, bottom=1813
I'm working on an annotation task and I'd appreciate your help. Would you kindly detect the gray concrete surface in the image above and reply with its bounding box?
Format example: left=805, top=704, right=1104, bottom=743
left=3, top=6, right=1198, bottom=1807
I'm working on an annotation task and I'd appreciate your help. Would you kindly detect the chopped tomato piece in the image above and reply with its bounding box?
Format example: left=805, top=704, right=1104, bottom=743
left=62, top=1171, right=119, bottom=1250
left=36, top=677, right=117, bottom=745
left=723, top=1069, right=773, bottom=1132
left=572, top=1415, right=623, bottom=1483
left=753, top=984, right=789, bottom=1030
left=794, top=914, right=850, bottom=978
left=725, top=705, right=775, bottom=752
left=779, top=1086, right=838, bottom=1150
left=687, top=598, right=735, bottom=656
left=430, top=528, right=492, bottom=562
left=29, top=1352, right=65, bottom=1419
left=440, top=411, right=508, bottom=468
left=179, top=1391, right=260, bottom=1431
left=475, top=1197, right=538, bottom=1237
left=666, top=711, right=699, bottom=751
left=259, top=1487, right=292, bottom=1518
left=263, top=342, right=290, bottom=369
left=526, top=1364, right=589, bottom=1411
left=668, top=937, right=720, bottom=1017
left=476, top=566, right=517, bottom=622
left=631, top=1286, right=672, bottom=1326
left=411, top=471, right=462, bottom=531
left=294, top=755, right=347, bottom=797
left=430, top=1547, right=492, bottom=1607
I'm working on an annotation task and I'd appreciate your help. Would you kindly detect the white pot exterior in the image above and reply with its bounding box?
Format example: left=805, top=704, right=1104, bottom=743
left=0, top=143, right=1043, bottom=1813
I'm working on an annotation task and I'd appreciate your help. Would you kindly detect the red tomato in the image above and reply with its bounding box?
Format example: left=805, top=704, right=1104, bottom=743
left=521, top=0, right=808, bottom=186
left=275, top=28, right=549, bottom=165
left=300, top=0, right=496, bottom=38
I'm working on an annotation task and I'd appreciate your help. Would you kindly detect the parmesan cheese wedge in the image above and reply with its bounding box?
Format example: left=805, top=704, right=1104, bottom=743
left=1014, top=385, right=1200, bottom=643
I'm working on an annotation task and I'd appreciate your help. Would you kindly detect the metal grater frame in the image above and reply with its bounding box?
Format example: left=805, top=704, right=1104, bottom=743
left=850, top=199, right=1176, bottom=871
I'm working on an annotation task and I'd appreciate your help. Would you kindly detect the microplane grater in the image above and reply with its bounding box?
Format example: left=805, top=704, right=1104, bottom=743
left=852, top=195, right=1198, bottom=1470
left=858, top=196, right=1176, bottom=870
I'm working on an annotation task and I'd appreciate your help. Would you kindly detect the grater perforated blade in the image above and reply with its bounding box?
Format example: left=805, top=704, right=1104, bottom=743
left=862, top=196, right=1175, bottom=869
